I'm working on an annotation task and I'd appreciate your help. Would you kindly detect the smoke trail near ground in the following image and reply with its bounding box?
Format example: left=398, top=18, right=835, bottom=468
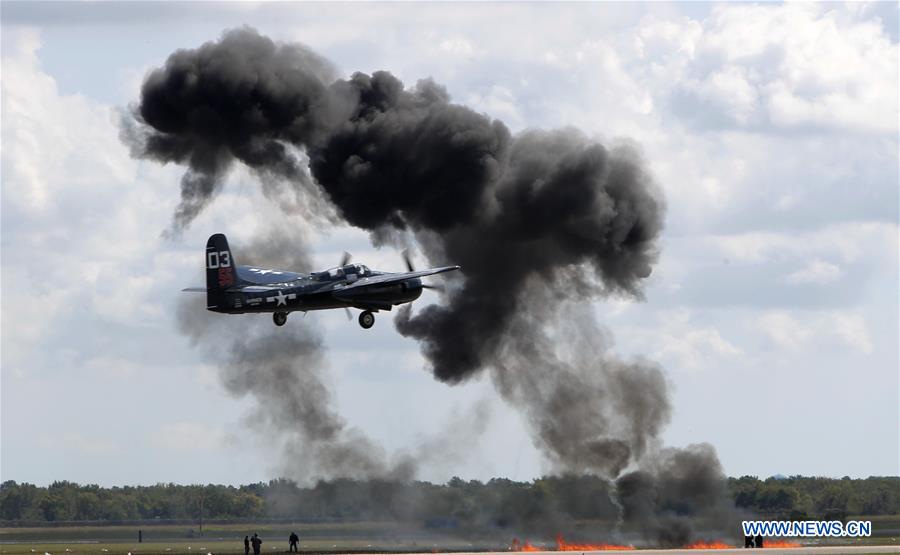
left=127, top=27, right=734, bottom=539
left=176, top=288, right=409, bottom=482
left=616, top=443, right=740, bottom=546
left=492, top=296, right=670, bottom=480
left=175, top=226, right=490, bottom=483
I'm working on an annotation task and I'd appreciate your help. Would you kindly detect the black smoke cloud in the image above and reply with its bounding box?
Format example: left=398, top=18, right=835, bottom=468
left=130, top=27, right=662, bottom=381
left=393, top=131, right=661, bottom=383
left=616, top=443, right=740, bottom=546
left=127, top=27, right=734, bottom=540
left=122, top=26, right=342, bottom=232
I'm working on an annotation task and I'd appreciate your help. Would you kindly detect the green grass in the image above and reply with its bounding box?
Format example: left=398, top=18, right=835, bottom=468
left=0, top=522, right=504, bottom=555
left=0, top=523, right=418, bottom=543
left=1, top=516, right=898, bottom=554
left=0, top=539, right=491, bottom=555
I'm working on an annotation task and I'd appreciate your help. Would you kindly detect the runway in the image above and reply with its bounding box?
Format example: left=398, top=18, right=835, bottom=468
left=385, top=548, right=900, bottom=555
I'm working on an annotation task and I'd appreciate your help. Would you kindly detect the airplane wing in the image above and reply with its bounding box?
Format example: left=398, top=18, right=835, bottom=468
left=236, top=265, right=307, bottom=285
left=333, top=265, right=460, bottom=292
left=183, top=285, right=281, bottom=293
left=228, top=285, right=280, bottom=293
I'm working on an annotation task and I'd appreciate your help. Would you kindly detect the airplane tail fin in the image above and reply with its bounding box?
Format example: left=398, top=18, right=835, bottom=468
left=205, top=233, right=240, bottom=310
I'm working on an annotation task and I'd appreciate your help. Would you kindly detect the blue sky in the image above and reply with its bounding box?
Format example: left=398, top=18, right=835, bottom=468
left=1, top=1, right=898, bottom=486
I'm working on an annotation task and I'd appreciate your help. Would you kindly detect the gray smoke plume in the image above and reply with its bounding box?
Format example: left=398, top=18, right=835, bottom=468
left=616, top=443, right=740, bottom=546
left=128, top=27, right=735, bottom=541
left=175, top=225, right=489, bottom=483
left=492, top=295, right=670, bottom=480
left=176, top=290, right=411, bottom=481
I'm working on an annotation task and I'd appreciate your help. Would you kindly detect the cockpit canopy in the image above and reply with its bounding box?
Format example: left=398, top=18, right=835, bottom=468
left=313, top=264, right=371, bottom=281
left=348, top=264, right=370, bottom=276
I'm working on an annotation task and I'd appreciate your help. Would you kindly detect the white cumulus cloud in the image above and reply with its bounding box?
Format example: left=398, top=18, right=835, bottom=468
left=756, top=310, right=874, bottom=354
left=639, top=3, right=899, bottom=132
left=785, top=260, right=844, bottom=285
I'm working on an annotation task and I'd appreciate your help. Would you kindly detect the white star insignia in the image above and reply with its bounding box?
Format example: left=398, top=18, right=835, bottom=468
left=266, top=290, right=297, bottom=306
left=274, top=290, right=288, bottom=306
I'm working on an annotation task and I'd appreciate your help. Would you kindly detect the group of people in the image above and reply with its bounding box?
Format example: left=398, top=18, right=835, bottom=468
left=243, top=532, right=301, bottom=554
left=744, top=534, right=765, bottom=548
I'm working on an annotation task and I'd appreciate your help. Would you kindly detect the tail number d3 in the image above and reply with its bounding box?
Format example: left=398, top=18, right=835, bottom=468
left=207, top=251, right=232, bottom=269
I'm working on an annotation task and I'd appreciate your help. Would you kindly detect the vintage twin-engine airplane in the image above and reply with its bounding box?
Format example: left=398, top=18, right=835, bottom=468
left=184, top=234, right=460, bottom=328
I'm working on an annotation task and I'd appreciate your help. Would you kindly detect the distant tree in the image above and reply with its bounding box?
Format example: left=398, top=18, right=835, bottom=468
left=757, top=484, right=799, bottom=513
left=39, top=493, right=73, bottom=521
left=816, top=483, right=851, bottom=514
left=75, top=492, right=101, bottom=520
left=232, top=491, right=264, bottom=518
left=0, top=483, right=27, bottom=520
left=0, top=475, right=897, bottom=524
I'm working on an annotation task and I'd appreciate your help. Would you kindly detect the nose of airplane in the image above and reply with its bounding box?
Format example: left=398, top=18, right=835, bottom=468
left=402, top=277, right=423, bottom=290
left=401, top=277, right=424, bottom=299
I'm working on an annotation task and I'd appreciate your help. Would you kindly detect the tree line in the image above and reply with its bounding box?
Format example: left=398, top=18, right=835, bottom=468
left=1, top=475, right=897, bottom=524
left=729, top=475, right=899, bottom=518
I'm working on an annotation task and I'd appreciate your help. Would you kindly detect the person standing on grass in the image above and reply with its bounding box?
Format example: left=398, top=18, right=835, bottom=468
left=251, top=533, right=262, bottom=555
left=244, top=536, right=250, bottom=555
left=288, top=532, right=299, bottom=552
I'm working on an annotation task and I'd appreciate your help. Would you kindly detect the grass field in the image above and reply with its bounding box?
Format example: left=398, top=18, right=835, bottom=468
left=0, top=522, right=506, bottom=555
left=0, top=539, right=494, bottom=555
left=0, top=523, right=420, bottom=543
left=1, top=517, right=898, bottom=554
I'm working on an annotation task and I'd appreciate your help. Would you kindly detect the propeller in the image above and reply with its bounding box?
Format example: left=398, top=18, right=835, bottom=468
left=402, top=249, right=446, bottom=293
left=339, top=251, right=353, bottom=267
left=401, top=249, right=415, bottom=272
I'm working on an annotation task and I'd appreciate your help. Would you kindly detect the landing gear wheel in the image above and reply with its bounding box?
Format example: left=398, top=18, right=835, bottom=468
left=358, top=310, right=375, bottom=329
left=273, top=312, right=288, bottom=326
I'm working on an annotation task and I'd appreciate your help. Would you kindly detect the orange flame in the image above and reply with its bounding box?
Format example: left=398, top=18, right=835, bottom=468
left=510, top=538, right=541, bottom=552
left=555, top=534, right=635, bottom=551
left=686, top=540, right=734, bottom=549
left=762, top=540, right=801, bottom=548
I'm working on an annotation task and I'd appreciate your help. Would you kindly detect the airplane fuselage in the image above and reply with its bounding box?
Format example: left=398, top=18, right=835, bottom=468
left=209, top=268, right=423, bottom=314
left=191, top=234, right=457, bottom=328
